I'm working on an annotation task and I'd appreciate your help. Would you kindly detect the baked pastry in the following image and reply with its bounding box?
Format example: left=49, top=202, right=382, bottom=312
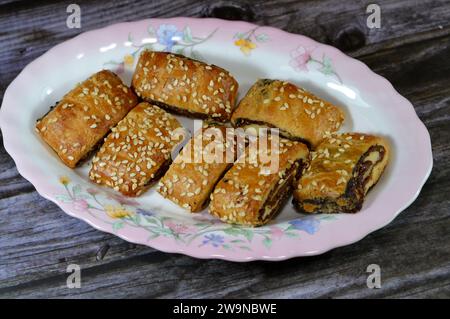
left=293, top=132, right=390, bottom=214
left=35, top=70, right=138, bottom=168
left=89, top=102, right=185, bottom=196
left=157, top=125, right=242, bottom=212
left=209, top=136, right=309, bottom=226
left=231, top=79, right=344, bottom=147
left=132, top=51, right=239, bottom=122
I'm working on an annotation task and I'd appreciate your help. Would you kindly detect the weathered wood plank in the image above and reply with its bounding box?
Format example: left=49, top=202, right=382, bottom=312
left=0, top=192, right=155, bottom=289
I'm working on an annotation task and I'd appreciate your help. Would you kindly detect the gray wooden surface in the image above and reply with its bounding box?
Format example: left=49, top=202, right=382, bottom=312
left=0, top=0, right=449, bottom=299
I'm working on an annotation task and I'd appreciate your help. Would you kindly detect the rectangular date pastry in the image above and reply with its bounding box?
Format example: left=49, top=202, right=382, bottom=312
left=132, top=50, right=239, bottom=122
left=35, top=70, right=138, bottom=168
left=293, top=132, right=390, bottom=214
left=209, top=137, right=309, bottom=226
left=157, top=125, right=242, bottom=212
left=89, top=102, right=185, bottom=197
left=231, top=79, right=344, bottom=147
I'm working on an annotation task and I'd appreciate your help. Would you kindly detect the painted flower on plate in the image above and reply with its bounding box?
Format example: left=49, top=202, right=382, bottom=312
left=123, top=54, right=134, bottom=67
left=104, top=205, right=134, bottom=219
left=135, top=208, right=154, bottom=217
left=288, top=216, right=320, bottom=234
left=202, top=233, right=225, bottom=247
left=59, top=176, right=70, bottom=186
left=166, top=221, right=195, bottom=235
left=157, top=24, right=183, bottom=51
left=72, top=199, right=89, bottom=211
left=234, top=38, right=257, bottom=56
left=269, top=226, right=285, bottom=239
left=290, top=46, right=315, bottom=72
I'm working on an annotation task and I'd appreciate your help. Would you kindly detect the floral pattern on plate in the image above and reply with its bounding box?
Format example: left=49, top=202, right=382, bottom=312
left=233, top=26, right=270, bottom=56
left=105, top=23, right=217, bottom=74
left=56, top=176, right=336, bottom=251
left=290, top=45, right=342, bottom=83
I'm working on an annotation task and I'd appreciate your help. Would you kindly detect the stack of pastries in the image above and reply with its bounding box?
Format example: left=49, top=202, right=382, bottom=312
left=36, top=50, right=390, bottom=227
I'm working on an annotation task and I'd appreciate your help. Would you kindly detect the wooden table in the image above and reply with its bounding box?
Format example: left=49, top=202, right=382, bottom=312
left=0, top=0, right=449, bottom=299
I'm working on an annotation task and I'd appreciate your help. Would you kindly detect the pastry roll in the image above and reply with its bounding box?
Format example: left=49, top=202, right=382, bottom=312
left=89, top=102, right=185, bottom=196
left=209, top=137, right=309, bottom=226
left=293, top=132, right=390, bottom=214
left=36, top=70, right=138, bottom=168
left=158, top=125, right=242, bottom=212
left=132, top=51, right=239, bottom=122
left=231, top=79, right=344, bottom=147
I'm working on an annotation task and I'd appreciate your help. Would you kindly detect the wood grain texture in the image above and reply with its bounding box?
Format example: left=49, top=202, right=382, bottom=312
left=0, top=0, right=449, bottom=299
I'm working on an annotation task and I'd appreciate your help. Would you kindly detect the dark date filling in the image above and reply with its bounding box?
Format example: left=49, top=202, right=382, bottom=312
left=293, top=145, right=386, bottom=214
left=138, top=98, right=229, bottom=124
left=256, top=159, right=306, bottom=225
left=143, top=158, right=172, bottom=188
left=233, top=118, right=312, bottom=149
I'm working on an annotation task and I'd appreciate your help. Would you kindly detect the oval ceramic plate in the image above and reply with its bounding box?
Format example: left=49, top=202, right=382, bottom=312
left=0, top=18, right=432, bottom=261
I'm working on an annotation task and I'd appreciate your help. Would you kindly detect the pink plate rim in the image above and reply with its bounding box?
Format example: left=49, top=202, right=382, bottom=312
left=0, top=17, right=433, bottom=261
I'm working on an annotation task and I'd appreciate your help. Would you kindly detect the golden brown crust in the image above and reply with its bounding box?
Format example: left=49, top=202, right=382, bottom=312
left=293, top=132, right=390, bottom=214
left=89, top=102, right=185, bottom=197
left=231, top=79, right=344, bottom=147
left=209, top=137, right=309, bottom=226
left=35, top=70, right=138, bottom=168
left=157, top=125, right=241, bottom=212
left=132, top=51, right=239, bottom=122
